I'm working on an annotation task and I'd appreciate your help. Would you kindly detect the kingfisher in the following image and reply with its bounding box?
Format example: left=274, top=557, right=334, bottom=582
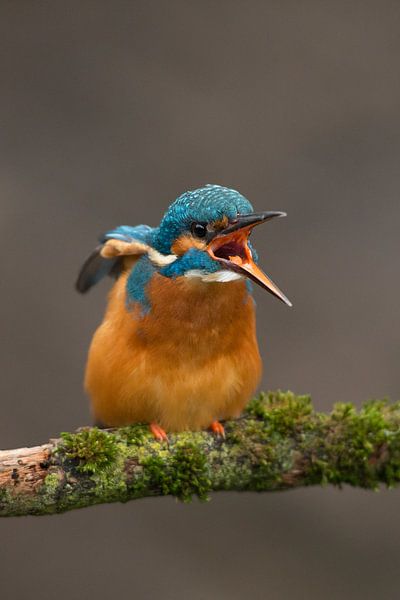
left=76, top=184, right=291, bottom=440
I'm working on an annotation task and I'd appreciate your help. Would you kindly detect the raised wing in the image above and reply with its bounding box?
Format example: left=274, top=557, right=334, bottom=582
left=76, top=225, right=154, bottom=293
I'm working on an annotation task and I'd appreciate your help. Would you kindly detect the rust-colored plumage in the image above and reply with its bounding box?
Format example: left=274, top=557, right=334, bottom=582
left=86, top=272, right=262, bottom=431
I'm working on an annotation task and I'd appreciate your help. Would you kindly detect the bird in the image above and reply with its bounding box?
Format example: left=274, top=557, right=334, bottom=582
left=76, top=184, right=291, bottom=440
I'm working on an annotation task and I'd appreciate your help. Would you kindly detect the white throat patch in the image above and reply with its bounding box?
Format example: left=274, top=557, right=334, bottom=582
left=184, top=269, right=244, bottom=283
left=147, top=248, right=178, bottom=266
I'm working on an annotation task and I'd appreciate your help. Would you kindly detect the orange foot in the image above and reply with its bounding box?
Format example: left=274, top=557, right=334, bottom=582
left=210, top=421, right=225, bottom=438
left=149, top=423, right=169, bottom=442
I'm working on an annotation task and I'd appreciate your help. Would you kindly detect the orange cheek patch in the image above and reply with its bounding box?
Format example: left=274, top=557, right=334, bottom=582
left=171, top=234, right=206, bottom=256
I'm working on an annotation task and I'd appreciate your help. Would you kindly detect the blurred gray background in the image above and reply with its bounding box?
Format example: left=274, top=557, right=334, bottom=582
left=1, top=1, right=400, bottom=598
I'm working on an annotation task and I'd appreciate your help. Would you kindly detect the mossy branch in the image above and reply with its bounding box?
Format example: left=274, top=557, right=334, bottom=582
left=1, top=391, right=400, bottom=517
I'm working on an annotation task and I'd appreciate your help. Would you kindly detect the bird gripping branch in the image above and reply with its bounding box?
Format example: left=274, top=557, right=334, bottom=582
left=77, top=184, right=291, bottom=439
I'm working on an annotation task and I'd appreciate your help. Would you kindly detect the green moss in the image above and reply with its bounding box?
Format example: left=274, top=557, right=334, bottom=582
left=300, top=400, right=400, bottom=489
left=59, top=428, right=118, bottom=474
left=171, top=442, right=211, bottom=501
left=243, top=393, right=400, bottom=491
left=116, top=424, right=148, bottom=446
left=142, top=441, right=211, bottom=502
left=246, top=390, right=314, bottom=434
left=228, top=417, right=295, bottom=490
left=43, top=473, right=60, bottom=494
left=0, top=487, right=8, bottom=507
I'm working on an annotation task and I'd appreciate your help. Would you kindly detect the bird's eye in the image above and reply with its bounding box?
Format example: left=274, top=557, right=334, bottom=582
left=191, top=222, right=207, bottom=238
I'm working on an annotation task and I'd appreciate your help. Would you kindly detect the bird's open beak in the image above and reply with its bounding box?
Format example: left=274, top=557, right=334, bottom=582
left=207, top=211, right=292, bottom=307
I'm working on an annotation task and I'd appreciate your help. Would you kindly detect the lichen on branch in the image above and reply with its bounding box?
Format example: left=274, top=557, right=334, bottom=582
left=1, top=391, right=400, bottom=517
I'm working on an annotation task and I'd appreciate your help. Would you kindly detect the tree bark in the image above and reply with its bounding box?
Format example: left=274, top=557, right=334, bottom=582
left=1, top=391, right=400, bottom=517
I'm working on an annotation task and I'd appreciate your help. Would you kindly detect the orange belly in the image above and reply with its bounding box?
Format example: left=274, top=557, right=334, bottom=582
left=85, top=272, right=262, bottom=431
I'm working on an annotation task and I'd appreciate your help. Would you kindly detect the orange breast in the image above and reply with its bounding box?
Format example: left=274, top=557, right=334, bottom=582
left=85, top=271, right=262, bottom=430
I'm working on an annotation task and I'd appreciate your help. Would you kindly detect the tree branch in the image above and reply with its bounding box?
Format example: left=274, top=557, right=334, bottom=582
left=1, top=391, right=400, bottom=517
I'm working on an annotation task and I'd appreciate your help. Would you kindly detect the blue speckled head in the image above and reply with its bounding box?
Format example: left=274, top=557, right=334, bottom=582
left=124, top=183, right=291, bottom=311
left=153, top=184, right=253, bottom=254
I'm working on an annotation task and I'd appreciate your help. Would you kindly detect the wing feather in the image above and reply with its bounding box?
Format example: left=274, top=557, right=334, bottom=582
left=76, top=225, right=154, bottom=294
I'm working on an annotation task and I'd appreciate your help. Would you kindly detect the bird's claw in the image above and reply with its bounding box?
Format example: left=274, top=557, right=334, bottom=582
left=149, top=423, right=169, bottom=442
left=210, top=421, right=225, bottom=438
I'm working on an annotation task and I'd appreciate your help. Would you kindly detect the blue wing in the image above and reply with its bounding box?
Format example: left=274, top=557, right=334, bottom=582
left=76, top=225, right=155, bottom=294
left=102, top=225, right=154, bottom=245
